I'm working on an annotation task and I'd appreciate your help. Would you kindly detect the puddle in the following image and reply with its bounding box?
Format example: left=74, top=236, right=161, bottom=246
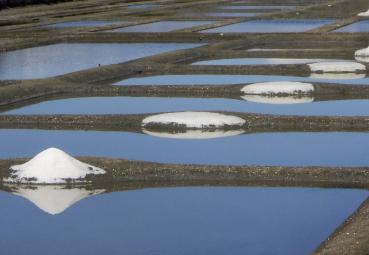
left=110, top=21, right=214, bottom=32
left=0, top=43, right=203, bottom=80
left=206, top=12, right=262, bottom=17
left=202, top=19, right=335, bottom=33
left=191, top=58, right=339, bottom=65
left=0, top=186, right=366, bottom=255
left=334, top=20, right=369, bottom=33
left=7, top=96, right=369, bottom=116
left=116, top=74, right=369, bottom=86
left=221, top=5, right=296, bottom=10
left=45, top=21, right=122, bottom=28
left=1, top=129, right=369, bottom=166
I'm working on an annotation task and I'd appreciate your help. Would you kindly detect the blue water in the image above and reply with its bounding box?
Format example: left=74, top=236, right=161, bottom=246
left=6, top=96, right=369, bottom=116
left=45, top=21, right=122, bottom=28
left=0, top=130, right=369, bottom=166
left=110, top=21, right=214, bottom=32
left=0, top=43, right=203, bottom=80
left=202, top=19, right=335, bottom=33
left=115, top=74, right=369, bottom=86
left=334, top=20, right=369, bottom=33
left=0, top=186, right=366, bottom=255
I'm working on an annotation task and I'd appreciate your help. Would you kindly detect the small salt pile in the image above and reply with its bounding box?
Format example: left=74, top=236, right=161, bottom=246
left=142, top=112, right=246, bottom=128
left=355, top=47, right=369, bottom=62
left=355, top=46, right=369, bottom=57
left=241, top=81, right=314, bottom=95
left=5, top=147, right=105, bottom=184
left=308, top=61, right=366, bottom=73
left=358, top=9, right=369, bottom=17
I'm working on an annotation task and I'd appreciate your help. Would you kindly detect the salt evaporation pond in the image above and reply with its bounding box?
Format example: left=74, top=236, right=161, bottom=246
left=0, top=186, right=366, bottom=255
left=116, top=74, right=369, bottom=86
left=1, top=129, right=369, bottom=167
left=191, top=58, right=340, bottom=65
left=0, top=43, right=203, bottom=80
left=221, top=5, right=296, bottom=10
left=110, top=21, right=214, bottom=32
left=6, top=96, right=369, bottom=116
left=127, top=4, right=160, bottom=9
left=206, top=12, right=262, bottom=17
left=202, top=19, right=335, bottom=33
left=45, top=21, right=122, bottom=28
left=334, top=20, right=369, bottom=33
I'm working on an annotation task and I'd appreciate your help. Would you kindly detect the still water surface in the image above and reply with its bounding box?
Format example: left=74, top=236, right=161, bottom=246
left=0, top=186, right=367, bottom=255
left=0, top=43, right=203, bottom=80
left=0, top=129, right=368, bottom=167
left=5, top=96, right=369, bottom=116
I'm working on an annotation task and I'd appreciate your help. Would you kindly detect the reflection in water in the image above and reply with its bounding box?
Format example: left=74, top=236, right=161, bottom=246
left=355, top=55, right=369, bottom=63
left=309, top=73, right=366, bottom=80
left=0, top=186, right=367, bottom=255
left=6, top=184, right=105, bottom=215
left=241, top=95, right=314, bottom=104
left=142, top=129, right=245, bottom=139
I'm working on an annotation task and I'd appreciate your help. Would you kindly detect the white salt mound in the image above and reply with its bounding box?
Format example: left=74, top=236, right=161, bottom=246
left=355, top=47, right=369, bottom=56
left=308, top=61, right=366, bottom=73
left=355, top=47, right=369, bottom=62
left=142, top=112, right=245, bottom=128
left=241, top=81, right=314, bottom=95
left=142, top=129, right=244, bottom=139
left=6, top=148, right=105, bottom=184
left=358, top=10, right=369, bottom=17
left=9, top=185, right=105, bottom=215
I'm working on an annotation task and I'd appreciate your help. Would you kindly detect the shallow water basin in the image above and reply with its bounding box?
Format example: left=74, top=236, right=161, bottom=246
left=1, top=129, right=369, bottom=167
left=45, top=20, right=123, bottom=28
left=202, top=19, right=335, bottom=33
left=5, top=96, right=369, bottom=116
left=221, top=5, right=296, bottom=10
left=0, top=43, right=203, bottom=80
left=127, top=4, right=160, bottom=9
left=115, top=74, right=369, bottom=86
left=0, top=186, right=366, bottom=255
left=191, top=58, right=339, bottom=65
left=206, top=12, right=262, bottom=17
left=334, top=20, right=369, bottom=33
left=110, top=21, right=215, bottom=32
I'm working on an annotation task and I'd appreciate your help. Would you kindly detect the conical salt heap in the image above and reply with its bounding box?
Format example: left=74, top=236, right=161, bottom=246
left=5, top=148, right=105, bottom=184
